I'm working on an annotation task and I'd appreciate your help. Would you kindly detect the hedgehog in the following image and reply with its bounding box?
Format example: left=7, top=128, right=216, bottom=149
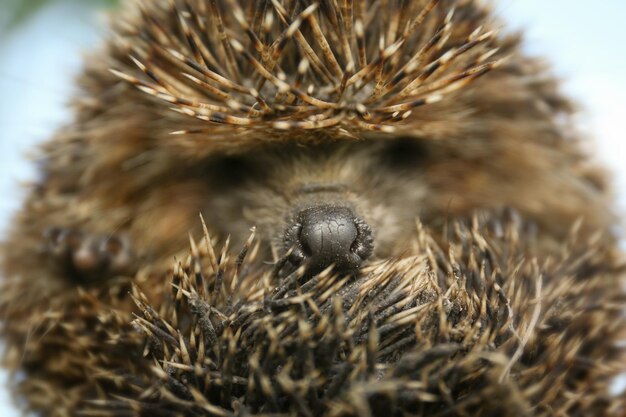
left=0, top=0, right=624, bottom=416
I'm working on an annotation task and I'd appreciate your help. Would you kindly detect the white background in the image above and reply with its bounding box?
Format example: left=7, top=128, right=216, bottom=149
left=0, top=0, right=624, bottom=414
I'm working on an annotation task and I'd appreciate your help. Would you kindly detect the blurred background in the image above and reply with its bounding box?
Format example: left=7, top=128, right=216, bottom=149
left=0, top=0, right=624, bottom=414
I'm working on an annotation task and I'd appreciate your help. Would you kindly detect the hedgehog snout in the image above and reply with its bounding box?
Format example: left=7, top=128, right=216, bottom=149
left=284, top=205, right=373, bottom=274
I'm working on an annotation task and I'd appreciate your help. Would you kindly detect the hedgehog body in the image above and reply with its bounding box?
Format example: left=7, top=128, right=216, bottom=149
left=0, top=0, right=624, bottom=416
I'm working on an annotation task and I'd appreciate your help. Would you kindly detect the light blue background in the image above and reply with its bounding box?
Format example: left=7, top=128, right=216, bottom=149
left=0, top=0, right=624, bottom=414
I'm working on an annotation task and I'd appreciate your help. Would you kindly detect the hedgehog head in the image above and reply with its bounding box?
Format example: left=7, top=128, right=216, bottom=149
left=97, top=0, right=608, bottom=272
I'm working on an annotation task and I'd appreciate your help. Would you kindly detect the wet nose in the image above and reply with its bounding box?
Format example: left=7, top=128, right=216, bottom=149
left=287, top=205, right=373, bottom=273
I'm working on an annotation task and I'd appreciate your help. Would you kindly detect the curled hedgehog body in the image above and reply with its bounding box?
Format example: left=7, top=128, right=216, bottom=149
left=0, top=1, right=624, bottom=416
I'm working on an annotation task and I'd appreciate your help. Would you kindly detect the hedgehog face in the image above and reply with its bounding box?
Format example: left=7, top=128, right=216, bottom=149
left=198, top=138, right=436, bottom=273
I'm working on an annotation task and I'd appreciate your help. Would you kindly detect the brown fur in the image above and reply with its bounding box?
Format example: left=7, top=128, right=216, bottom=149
left=0, top=0, right=623, bottom=416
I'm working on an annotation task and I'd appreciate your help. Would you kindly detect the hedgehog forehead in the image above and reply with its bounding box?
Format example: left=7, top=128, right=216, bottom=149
left=112, top=0, right=503, bottom=139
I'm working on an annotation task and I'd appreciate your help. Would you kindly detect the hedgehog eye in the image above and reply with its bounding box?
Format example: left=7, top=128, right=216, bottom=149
left=204, top=154, right=260, bottom=187
left=378, top=138, right=428, bottom=169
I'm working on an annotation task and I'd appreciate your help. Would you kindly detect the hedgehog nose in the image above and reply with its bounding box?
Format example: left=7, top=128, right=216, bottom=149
left=290, top=206, right=373, bottom=274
